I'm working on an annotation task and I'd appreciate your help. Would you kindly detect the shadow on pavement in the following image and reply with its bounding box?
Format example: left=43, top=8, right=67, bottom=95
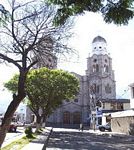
left=47, top=130, right=134, bottom=150
left=30, top=132, right=49, bottom=144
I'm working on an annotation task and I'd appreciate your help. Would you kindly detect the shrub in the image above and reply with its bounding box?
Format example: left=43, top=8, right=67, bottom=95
left=25, top=126, right=33, bottom=138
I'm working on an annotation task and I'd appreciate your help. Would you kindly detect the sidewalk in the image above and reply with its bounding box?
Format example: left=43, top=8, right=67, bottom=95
left=21, top=127, right=53, bottom=150
left=2, top=133, right=25, bottom=148
left=88, top=129, right=134, bottom=141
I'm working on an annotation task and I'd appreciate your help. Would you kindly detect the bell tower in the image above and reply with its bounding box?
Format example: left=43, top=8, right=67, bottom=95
left=86, top=36, right=116, bottom=104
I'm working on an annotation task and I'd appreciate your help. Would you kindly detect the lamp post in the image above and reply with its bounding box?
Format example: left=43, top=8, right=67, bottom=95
left=90, top=93, right=96, bottom=131
left=96, top=100, right=103, bottom=125
left=89, top=90, right=102, bottom=130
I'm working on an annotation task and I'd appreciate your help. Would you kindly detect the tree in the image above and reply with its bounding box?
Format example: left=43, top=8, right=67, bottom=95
left=0, top=4, right=10, bottom=24
left=48, top=0, right=134, bottom=25
left=0, top=0, right=74, bottom=147
left=5, top=67, right=80, bottom=131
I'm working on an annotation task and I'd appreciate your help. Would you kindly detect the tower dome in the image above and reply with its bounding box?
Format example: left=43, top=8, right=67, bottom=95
left=92, top=36, right=107, bottom=43
left=91, top=36, right=108, bottom=55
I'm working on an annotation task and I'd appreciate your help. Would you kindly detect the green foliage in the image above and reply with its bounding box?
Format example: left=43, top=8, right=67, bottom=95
left=26, top=68, right=79, bottom=100
left=25, top=126, right=33, bottom=138
left=26, top=67, right=79, bottom=115
left=103, top=0, right=134, bottom=25
left=4, top=67, right=79, bottom=117
left=4, top=74, right=19, bottom=93
left=48, top=0, right=134, bottom=25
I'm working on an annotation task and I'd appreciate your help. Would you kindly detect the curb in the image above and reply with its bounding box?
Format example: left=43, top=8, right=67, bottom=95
left=42, top=128, right=53, bottom=150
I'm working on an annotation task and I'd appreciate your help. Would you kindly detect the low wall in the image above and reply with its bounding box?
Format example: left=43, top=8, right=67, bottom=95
left=111, top=116, right=134, bottom=135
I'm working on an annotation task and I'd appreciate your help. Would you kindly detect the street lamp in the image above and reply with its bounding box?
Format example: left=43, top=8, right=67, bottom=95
left=89, top=93, right=96, bottom=131
left=90, top=91, right=103, bottom=130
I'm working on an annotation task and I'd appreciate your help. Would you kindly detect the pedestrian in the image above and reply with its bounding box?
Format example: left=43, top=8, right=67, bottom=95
left=79, top=123, right=84, bottom=131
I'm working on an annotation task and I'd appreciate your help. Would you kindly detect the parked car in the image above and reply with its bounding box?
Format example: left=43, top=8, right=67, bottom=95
left=8, top=122, right=17, bottom=132
left=0, top=121, right=17, bottom=132
left=98, top=122, right=111, bottom=132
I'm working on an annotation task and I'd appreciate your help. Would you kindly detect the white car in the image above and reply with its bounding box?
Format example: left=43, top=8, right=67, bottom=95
left=98, top=122, right=111, bottom=132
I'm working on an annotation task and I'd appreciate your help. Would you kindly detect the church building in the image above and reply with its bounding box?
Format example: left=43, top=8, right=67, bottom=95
left=26, top=36, right=130, bottom=126
left=46, top=36, right=130, bottom=126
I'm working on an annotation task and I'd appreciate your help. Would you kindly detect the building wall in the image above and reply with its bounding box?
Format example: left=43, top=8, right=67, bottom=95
left=86, top=54, right=116, bottom=100
left=123, top=103, right=130, bottom=110
left=104, top=103, right=111, bottom=109
left=47, top=71, right=91, bottom=125
left=129, top=84, right=134, bottom=109
left=47, top=50, right=118, bottom=125
left=25, top=107, right=35, bottom=124
left=111, top=116, right=134, bottom=134
left=103, top=101, right=130, bottom=111
left=130, top=98, right=134, bottom=109
left=25, top=36, right=130, bottom=126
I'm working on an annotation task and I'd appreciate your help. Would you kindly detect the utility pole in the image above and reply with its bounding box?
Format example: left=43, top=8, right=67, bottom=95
left=89, top=88, right=96, bottom=131
left=89, top=86, right=102, bottom=131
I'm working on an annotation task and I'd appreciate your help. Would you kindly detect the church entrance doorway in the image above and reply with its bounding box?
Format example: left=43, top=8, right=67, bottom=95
left=63, top=111, right=70, bottom=124
left=73, top=112, right=81, bottom=124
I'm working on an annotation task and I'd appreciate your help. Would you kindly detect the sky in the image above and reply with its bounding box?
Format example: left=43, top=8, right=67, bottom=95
left=0, top=0, right=134, bottom=112
left=58, top=12, right=134, bottom=99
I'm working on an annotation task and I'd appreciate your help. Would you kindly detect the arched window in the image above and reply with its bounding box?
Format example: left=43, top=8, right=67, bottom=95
left=91, top=83, right=96, bottom=93
left=105, top=59, right=107, bottom=63
left=104, top=65, right=108, bottom=72
left=93, top=64, right=99, bottom=72
left=106, top=65, right=108, bottom=72
left=96, top=64, right=99, bottom=72
left=93, top=59, right=97, bottom=62
left=96, top=85, right=99, bottom=93
left=93, top=65, right=96, bottom=72
left=91, top=84, right=99, bottom=93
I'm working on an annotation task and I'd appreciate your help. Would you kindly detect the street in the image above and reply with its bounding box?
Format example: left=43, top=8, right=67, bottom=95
left=5, top=127, right=24, bottom=139
left=46, top=128, right=134, bottom=150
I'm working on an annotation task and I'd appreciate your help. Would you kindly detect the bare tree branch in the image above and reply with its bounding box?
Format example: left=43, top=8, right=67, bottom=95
left=0, top=53, right=21, bottom=69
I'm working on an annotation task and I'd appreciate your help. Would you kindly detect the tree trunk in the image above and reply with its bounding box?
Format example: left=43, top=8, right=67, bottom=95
left=35, top=115, right=42, bottom=132
left=42, top=115, right=47, bottom=128
left=0, top=94, right=25, bottom=148
left=0, top=70, right=27, bottom=148
left=42, top=122, right=46, bottom=128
